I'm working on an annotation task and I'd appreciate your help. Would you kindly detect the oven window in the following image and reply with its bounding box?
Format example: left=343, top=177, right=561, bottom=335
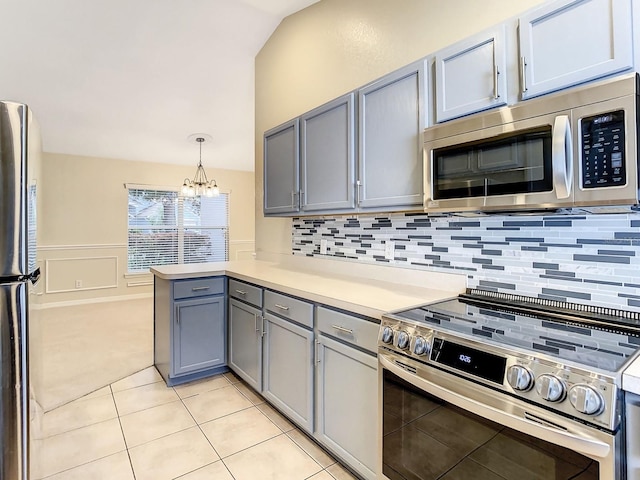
left=432, top=126, right=553, bottom=200
left=382, top=369, right=599, bottom=480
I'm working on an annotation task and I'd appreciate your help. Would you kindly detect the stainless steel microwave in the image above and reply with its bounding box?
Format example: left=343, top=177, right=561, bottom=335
left=424, top=73, right=639, bottom=213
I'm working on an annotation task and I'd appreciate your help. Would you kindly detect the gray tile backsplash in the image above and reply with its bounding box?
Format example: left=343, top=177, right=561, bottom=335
left=291, top=211, right=640, bottom=311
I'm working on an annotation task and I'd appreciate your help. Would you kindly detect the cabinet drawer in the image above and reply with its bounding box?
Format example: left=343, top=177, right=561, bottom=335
left=173, top=277, right=225, bottom=300
left=229, top=279, right=263, bottom=307
left=317, top=306, right=379, bottom=353
left=264, top=291, right=313, bottom=328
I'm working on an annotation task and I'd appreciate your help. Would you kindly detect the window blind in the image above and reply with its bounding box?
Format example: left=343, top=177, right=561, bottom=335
left=127, top=187, right=229, bottom=272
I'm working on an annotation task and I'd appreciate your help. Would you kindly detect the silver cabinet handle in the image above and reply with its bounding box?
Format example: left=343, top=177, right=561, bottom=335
left=520, top=56, right=527, bottom=95
left=356, top=180, right=362, bottom=205
left=235, top=289, right=247, bottom=295
left=332, top=324, right=353, bottom=335
left=254, top=313, right=259, bottom=333
left=192, top=286, right=210, bottom=292
left=315, top=339, right=321, bottom=365
left=493, top=65, right=500, bottom=99
left=274, top=303, right=290, bottom=311
left=291, top=190, right=300, bottom=208
left=261, top=315, right=265, bottom=337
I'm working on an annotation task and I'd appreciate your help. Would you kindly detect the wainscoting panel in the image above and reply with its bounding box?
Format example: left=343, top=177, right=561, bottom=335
left=45, top=256, right=118, bottom=294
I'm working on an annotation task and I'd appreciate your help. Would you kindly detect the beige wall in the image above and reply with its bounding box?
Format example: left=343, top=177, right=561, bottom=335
left=254, top=0, right=547, bottom=257
left=38, top=152, right=255, bottom=305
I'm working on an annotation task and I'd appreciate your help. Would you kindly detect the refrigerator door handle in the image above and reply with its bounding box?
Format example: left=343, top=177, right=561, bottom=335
left=27, top=268, right=40, bottom=285
left=0, top=268, right=40, bottom=286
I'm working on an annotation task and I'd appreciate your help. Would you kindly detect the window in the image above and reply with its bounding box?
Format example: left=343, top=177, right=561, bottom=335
left=127, top=187, right=229, bottom=272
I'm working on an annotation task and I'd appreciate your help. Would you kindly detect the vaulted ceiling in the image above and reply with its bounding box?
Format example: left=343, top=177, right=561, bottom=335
left=0, top=0, right=319, bottom=171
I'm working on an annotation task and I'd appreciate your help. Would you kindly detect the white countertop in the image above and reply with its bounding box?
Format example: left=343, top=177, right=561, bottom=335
left=152, top=258, right=640, bottom=394
left=151, top=258, right=465, bottom=320
left=624, top=357, right=640, bottom=396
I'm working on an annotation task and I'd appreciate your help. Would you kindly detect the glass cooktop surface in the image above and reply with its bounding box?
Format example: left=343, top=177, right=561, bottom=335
left=393, top=296, right=640, bottom=373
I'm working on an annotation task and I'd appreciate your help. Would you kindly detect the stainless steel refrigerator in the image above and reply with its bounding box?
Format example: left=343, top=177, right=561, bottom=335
left=0, top=101, right=42, bottom=480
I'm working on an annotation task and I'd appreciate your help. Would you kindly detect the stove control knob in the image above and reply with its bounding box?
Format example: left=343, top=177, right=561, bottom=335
left=536, top=374, right=566, bottom=403
left=412, top=336, right=429, bottom=356
left=507, top=365, right=534, bottom=392
left=381, top=326, right=394, bottom=344
left=397, top=331, right=410, bottom=350
left=569, top=385, right=604, bottom=416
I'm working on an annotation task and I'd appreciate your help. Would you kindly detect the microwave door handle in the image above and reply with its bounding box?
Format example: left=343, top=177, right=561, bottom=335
left=379, top=355, right=610, bottom=459
left=552, top=115, right=573, bottom=199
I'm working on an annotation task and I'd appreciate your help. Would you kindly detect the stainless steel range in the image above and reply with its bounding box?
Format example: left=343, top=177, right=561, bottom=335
left=378, top=289, right=640, bottom=480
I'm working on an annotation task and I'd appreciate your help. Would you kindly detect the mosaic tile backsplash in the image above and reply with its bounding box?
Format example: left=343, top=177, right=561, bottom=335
left=292, top=211, right=640, bottom=312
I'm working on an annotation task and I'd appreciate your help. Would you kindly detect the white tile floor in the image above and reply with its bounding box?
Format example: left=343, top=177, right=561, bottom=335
left=32, top=367, right=359, bottom=480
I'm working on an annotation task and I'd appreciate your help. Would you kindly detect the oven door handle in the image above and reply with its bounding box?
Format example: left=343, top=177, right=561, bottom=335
left=552, top=114, right=573, bottom=200
left=380, top=356, right=610, bottom=459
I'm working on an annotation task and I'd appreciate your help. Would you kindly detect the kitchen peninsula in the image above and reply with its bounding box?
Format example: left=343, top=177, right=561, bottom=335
left=151, top=257, right=464, bottom=479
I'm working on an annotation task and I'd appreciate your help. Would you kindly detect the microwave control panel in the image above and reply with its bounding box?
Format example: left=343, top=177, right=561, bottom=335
left=581, top=110, right=626, bottom=189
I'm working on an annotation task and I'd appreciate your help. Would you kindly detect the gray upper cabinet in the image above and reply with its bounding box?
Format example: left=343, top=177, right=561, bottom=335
left=300, top=93, right=356, bottom=212
left=518, top=0, right=633, bottom=100
left=435, top=25, right=508, bottom=122
left=358, top=61, right=426, bottom=210
left=264, top=119, right=300, bottom=215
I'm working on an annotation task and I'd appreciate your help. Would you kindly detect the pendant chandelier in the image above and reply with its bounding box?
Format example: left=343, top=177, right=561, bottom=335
left=181, top=134, right=219, bottom=197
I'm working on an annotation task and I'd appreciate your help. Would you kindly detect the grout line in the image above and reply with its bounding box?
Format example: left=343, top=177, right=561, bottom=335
left=111, top=384, right=137, bottom=480
left=177, top=381, right=226, bottom=466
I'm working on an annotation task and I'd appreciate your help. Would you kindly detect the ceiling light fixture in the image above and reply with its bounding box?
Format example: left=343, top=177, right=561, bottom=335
left=181, top=134, right=219, bottom=197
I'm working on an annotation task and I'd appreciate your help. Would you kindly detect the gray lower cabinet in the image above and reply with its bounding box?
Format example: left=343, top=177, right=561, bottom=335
left=154, top=276, right=227, bottom=386
left=315, top=308, right=379, bottom=480
left=227, top=281, right=379, bottom=478
left=316, top=336, right=378, bottom=480
left=228, top=298, right=263, bottom=392
left=173, top=296, right=225, bottom=376
left=262, top=312, right=314, bottom=433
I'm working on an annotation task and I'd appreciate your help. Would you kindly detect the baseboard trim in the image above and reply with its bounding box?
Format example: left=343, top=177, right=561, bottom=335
left=34, top=293, right=153, bottom=310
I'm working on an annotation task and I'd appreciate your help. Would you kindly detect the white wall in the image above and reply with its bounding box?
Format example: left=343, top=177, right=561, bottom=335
left=38, top=152, right=255, bottom=305
left=254, top=0, right=547, bottom=258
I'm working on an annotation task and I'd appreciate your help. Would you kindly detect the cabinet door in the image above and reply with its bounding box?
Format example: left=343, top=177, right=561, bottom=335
left=173, top=296, right=225, bottom=377
left=228, top=298, right=262, bottom=391
left=262, top=313, right=314, bottom=433
left=316, top=335, right=378, bottom=480
left=300, top=93, right=356, bottom=212
left=435, top=26, right=507, bottom=122
left=264, top=119, right=300, bottom=215
left=358, top=61, right=426, bottom=210
left=519, top=0, right=633, bottom=100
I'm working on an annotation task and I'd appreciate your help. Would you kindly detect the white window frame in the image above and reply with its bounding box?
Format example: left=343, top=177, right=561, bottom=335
left=126, top=184, right=229, bottom=273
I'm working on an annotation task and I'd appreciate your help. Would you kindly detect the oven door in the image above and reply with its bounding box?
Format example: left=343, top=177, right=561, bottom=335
left=379, top=352, right=623, bottom=480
